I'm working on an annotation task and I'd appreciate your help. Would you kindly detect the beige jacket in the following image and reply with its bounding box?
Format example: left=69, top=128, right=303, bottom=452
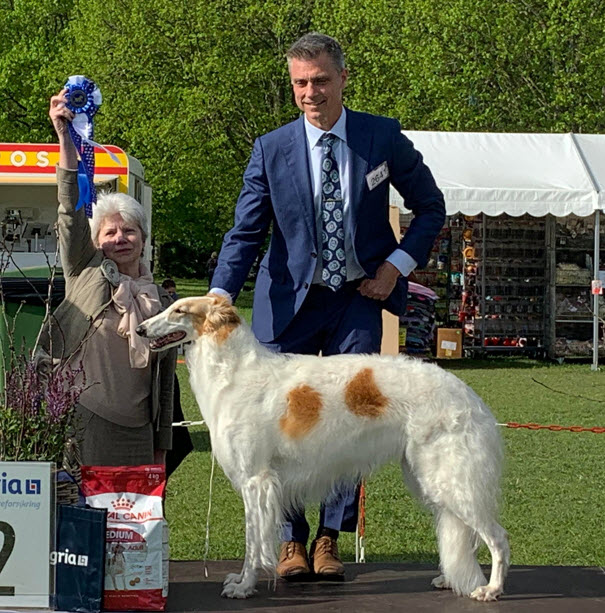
left=40, top=167, right=176, bottom=449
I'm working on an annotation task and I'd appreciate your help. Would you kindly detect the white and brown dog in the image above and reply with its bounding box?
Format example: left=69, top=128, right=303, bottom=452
left=137, top=295, right=509, bottom=600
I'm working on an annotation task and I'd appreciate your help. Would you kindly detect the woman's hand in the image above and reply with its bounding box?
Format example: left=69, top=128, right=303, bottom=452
left=49, top=89, right=74, bottom=140
left=154, top=449, right=167, bottom=465
left=49, top=89, right=78, bottom=169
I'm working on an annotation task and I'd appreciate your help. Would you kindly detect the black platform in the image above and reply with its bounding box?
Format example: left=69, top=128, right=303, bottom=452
left=168, top=561, right=605, bottom=612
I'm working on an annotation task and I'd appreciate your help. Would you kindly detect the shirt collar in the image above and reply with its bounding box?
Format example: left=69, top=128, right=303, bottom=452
left=304, top=107, right=347, bottom=150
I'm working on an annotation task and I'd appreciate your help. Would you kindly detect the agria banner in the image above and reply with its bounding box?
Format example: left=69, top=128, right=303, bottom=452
left=0, top=461, right=54, bottom=609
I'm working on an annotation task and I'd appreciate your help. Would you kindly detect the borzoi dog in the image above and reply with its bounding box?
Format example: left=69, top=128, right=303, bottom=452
left=138, top=295, right=509, bottom=601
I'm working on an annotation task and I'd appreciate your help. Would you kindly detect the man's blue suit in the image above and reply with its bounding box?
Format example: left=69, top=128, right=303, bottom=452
left=212, top=108, right=445, bottom=544
left=212, top=108, right=445, bottom=341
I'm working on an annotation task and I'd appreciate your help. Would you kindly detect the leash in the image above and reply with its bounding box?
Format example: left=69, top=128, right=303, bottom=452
left=497, top=421, right=605, bottom=433
left=355, top=482, right=366, bottom=563
left=203, top=451, right=216, bottom=578
left=172, top=420, right=205, bottom=427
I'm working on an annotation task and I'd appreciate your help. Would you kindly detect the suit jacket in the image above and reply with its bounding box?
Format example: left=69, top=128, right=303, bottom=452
left=212, top=109, right=446, bottom=343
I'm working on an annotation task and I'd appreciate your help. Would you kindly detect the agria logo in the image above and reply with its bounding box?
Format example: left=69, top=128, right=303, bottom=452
left=0, top=471, right=41, bottom=495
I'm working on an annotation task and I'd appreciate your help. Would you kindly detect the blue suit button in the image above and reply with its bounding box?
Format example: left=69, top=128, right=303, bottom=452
left=311, top=252, right=317, bottom=258
left=303, top=282, right=309, bottom=289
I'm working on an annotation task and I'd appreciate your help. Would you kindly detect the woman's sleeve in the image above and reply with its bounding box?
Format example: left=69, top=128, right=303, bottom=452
left=56, top=166, right=97, bottom=277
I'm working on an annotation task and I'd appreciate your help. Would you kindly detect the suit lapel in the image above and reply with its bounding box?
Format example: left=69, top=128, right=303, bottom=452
left=346, top=109, right=373, bottom=231
left=281, top=117, right=317, bottom=247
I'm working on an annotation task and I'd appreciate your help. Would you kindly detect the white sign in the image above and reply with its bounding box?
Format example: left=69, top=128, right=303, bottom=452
left=441, top=340, right=458, bottom=351
left=0, top=461, right=54, bottom=609
left=365, top=161, right=390, bottom=191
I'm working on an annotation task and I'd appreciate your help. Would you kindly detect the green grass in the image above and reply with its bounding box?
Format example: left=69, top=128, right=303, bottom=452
left=164, top=280, right=605, bottom=566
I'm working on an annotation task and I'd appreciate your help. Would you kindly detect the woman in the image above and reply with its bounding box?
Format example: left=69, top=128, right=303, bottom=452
left=43, top=89, right=176, bottom=466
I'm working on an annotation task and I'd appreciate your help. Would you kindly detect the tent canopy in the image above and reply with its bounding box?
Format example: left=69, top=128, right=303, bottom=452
left=390, top=131, right=605, bottom=217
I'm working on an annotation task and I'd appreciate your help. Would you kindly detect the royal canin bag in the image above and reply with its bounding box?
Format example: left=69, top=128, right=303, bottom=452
left=81, top=466, right=168, bottom=612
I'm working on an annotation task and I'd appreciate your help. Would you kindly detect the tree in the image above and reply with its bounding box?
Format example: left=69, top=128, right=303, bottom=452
left=2, top=0, right=605, bottom=272
left=0, top=0, right=76, bottom=142
left=68, top=0, right=317, bottom=255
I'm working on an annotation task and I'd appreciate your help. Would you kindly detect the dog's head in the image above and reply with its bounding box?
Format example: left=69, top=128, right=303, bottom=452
left=136, top=294, right=241, bottom=351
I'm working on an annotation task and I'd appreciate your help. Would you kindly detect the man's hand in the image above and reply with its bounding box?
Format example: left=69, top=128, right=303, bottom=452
left=358, top=261, right=401, bottom=300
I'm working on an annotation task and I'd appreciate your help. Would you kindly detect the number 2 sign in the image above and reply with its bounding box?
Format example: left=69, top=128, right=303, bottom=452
left=0, top=462, right=54, bottom=609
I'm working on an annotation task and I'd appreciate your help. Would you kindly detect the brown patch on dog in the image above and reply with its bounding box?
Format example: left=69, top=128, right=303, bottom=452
left=280, top=385, right=322, bottom=439
left=344, top=368, right=388, bottom=418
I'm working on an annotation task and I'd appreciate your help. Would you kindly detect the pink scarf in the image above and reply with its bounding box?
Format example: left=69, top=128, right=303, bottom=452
left=112, top=264, right=161, bottom=368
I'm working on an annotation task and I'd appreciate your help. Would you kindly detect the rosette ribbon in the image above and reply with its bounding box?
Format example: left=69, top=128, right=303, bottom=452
left=64, top=75, right=119, bottom=217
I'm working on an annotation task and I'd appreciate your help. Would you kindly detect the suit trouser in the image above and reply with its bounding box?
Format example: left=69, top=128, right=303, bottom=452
left=262, top=281, right=383, bottom=545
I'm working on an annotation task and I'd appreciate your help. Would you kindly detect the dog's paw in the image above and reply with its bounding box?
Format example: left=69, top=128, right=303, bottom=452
left=221, top=580, right=257, bottom=599
left=470, top=585, right=502, bottom=602
left=222, top=573, right=241, bottom=587
left=431, top=574, right=451, bottom=590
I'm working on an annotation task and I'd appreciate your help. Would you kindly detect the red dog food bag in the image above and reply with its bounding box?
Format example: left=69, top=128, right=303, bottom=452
left=81, top=465, right=167, bottom=611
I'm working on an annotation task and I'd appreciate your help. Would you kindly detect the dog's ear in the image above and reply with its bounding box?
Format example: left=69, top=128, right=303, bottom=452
left=202, top=295, right=241, bottom=339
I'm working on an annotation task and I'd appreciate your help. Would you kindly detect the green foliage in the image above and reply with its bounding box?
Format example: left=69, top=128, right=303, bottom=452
left=2, top=0, right=605, bottom=266
left=0, top=405, right=66, bottom=463
left=66, top=0, right=314, bottom=251
left=0, top=0, right=75, bottom=142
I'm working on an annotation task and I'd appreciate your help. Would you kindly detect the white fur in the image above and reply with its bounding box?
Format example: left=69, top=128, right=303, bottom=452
left=138, top=296, right=510, bottom=601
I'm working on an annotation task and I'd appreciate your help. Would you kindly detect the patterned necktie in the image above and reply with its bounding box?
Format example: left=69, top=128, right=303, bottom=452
left=321, top=133, right=346, bottom=290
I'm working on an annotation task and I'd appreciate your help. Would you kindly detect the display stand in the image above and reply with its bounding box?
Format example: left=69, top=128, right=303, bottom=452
left=546, top=213, right=604, bottom=362
left=458, top=214, right=547, bottom=357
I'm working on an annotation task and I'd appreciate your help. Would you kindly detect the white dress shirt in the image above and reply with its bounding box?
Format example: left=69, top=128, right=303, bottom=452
left=304, top=108, right=417, bottom=284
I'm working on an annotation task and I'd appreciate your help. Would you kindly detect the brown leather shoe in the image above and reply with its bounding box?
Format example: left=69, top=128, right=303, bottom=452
left=310, top=536, right=345, bottom=577
left=276, top=541, right=310, bottom=578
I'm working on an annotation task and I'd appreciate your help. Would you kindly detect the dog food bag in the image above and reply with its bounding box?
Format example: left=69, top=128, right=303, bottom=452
left=81, top=465, right=167, bottom=611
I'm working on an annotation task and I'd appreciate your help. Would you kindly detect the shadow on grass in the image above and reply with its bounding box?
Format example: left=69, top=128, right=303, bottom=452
left=190, top=430, right=212, bottom=451
left=435, top=358, right=552, bottom=371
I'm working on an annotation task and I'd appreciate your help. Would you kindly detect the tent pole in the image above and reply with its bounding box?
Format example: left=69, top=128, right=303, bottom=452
left=592, top=211, right=600, bottom=371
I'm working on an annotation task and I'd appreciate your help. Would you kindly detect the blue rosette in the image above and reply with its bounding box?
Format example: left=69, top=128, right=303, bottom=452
left=64, top=76, right=119, bottom=217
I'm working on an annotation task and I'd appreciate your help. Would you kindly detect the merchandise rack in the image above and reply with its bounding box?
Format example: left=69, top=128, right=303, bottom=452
left=546, top=214, right=605, bottom=359
left=459, top=214, right=547, bottom=357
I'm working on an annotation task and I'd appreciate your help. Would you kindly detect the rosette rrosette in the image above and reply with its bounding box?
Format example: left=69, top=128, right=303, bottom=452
left=64, top=75, right=118, bottom=217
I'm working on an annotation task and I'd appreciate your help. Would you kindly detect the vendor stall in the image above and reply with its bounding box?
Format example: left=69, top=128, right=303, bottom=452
left=392, top=131, right=605, bottom=367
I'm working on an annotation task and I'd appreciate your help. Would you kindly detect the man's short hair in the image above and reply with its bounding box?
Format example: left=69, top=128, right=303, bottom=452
left=161, top=278, right=176, bottom=290
left=286, top=33, right=345, bottom=72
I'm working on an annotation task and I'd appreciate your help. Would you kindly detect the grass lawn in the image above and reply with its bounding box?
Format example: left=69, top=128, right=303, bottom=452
left=164, top=279, right=605, bottom=566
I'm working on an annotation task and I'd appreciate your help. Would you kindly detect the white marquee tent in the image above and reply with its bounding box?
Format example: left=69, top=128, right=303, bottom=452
left=390, top=131, right=605, bottom=368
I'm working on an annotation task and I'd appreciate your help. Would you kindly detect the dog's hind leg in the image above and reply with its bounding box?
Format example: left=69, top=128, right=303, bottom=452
left=434, top=509, right=486, bottom=597
left=221, top=470, right=283, bottom=599
left=400, top=458, right=456, bottom=592
left=469, top=523, right=509, bottom=602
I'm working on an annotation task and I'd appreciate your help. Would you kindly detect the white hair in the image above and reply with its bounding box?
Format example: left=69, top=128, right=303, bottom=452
left=90, top=192, right=149, bottom=247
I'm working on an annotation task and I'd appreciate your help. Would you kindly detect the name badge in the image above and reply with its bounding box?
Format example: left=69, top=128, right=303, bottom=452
left=365, top=162, right=389, bottom=191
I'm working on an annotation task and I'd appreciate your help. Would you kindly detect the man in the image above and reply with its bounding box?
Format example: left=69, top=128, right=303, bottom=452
left=211, top=33, right=445, bottom=579
left=205, top=252, right=218, bottom=286
left=161, top=278, right=179, bottom=301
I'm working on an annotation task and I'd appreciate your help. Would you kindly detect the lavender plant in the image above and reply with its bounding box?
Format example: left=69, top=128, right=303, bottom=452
left=0, top=354, right=85, bottom=463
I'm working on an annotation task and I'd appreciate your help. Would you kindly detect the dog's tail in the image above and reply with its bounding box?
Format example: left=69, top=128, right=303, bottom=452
left=436, top=509, right=486, bottom=596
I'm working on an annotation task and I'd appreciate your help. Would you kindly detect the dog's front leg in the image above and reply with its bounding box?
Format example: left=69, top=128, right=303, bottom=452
left=221, top=487, right=258, bottom=598
left=221, top=471, right=282, bottom=599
